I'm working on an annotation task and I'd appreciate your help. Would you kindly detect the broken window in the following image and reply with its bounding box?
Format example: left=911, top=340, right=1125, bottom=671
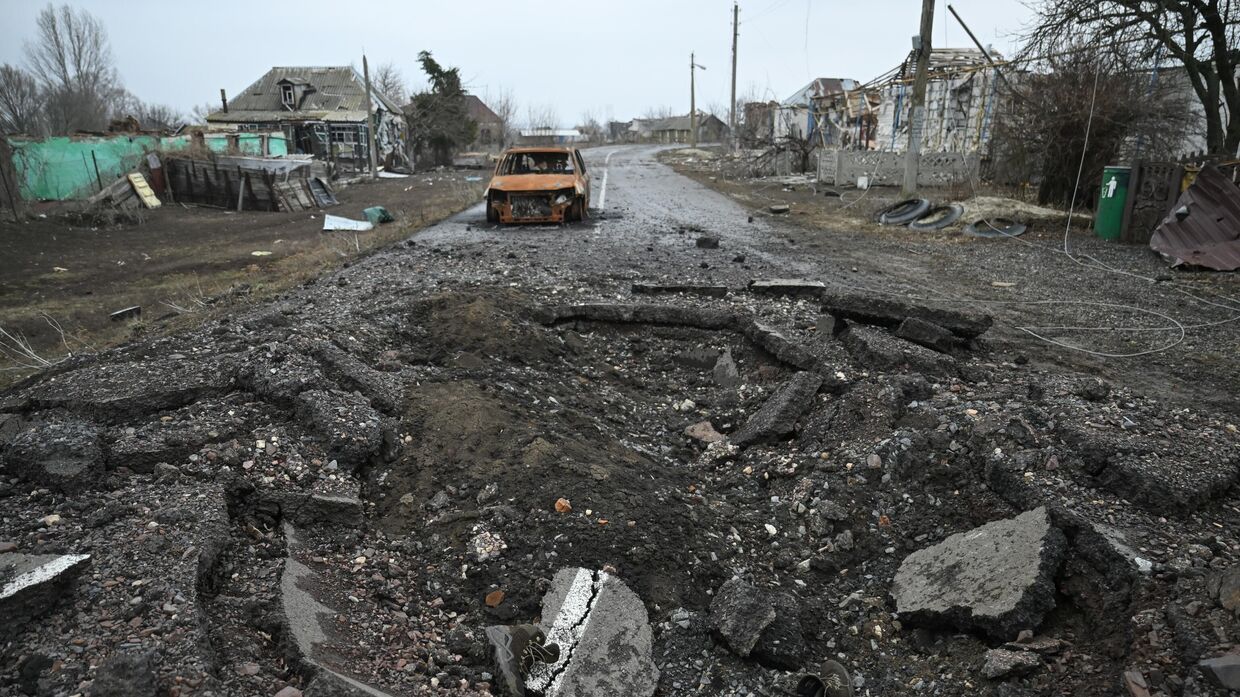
left=281, top=84, right=295, bottom=108
left=499, top=152, right=574, bottom=175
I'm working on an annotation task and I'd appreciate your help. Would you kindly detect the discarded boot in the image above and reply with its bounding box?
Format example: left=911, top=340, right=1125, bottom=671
left=795, top=659, right=853, bottom=697
left=484, top=624, right=561, bottom=696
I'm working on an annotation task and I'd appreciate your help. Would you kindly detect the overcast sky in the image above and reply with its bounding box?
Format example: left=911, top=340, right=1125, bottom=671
left=0, top=0, right=1034, bottom=125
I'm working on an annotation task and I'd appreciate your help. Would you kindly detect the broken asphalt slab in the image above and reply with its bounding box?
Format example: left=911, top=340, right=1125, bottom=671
left=708, top=577, right=807, bottom=670
left=524, top=567, right=658, bottom=697
left=822, top=291, right=992, bottom=339
left=840, top=324, right=958, bottom=377
left=1, top=552, right=91, bottom=632
left=731, top=371, right=823, bottom=447
left=891, top=507, right=1065, bottom=640
left=4, top=415, right=103, bottom=492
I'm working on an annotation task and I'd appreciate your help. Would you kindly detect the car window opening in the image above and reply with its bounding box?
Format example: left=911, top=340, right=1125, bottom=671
left=501, top=152, right=574, bottom=175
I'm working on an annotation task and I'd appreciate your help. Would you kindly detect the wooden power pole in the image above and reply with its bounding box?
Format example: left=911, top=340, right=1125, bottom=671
left=902, top=0, right=935, bottom=195
left=730, top=2, right=739, bottom=150
left=690, top=52, right=698, bottom=147
left=362, top=53, right=379, bottom=180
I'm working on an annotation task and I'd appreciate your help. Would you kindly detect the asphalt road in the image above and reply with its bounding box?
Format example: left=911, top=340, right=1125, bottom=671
left=416, top=144, right=810, bottom=287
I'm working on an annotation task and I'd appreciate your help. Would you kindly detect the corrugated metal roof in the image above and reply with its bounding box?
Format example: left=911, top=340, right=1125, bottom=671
left=1149, top=166, right=1240, bottom=271
left=206, top=66, right=402, bottom=123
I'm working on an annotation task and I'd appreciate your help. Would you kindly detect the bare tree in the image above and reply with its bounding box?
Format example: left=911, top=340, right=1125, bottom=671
left=991, top=45, right=1190, bottom=207
left=0, top=64, right=44, bottom=135
left=524, top=103, right=560, bottom=130
left=641, top=106, right=677, bottom=120
left=490, top=87, right=517, bottom=148
left=189, top=102, right=217, bottom=124
left=1025, top=0, right=1239, bottom=155
left=372, top=61, right=407, bottom=104
left=24, top=4, right=121, bottom=133
left=577, top=109, right=604, bottom=142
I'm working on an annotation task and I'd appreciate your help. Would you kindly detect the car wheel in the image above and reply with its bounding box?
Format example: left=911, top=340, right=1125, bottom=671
left=572, top=196, right=586, bottom=222
left=486, top=195, right=499, bottom=224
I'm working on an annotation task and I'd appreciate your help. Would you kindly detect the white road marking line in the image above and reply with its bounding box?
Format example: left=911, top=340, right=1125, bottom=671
left=525, top=568, right=598, bottom=695
left=598, top=150, right=616, bottom=211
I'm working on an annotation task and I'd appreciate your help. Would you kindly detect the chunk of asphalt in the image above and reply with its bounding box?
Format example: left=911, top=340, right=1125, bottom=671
left=293, top=389, right=383, bottom=472
left=739, top=320, right=820, bottom=372
left=1198, top=654, right=1240, bottom=692
left=1207, top=565, right=1240, bottom=616
left=891, top=507, right=1066, bottom=640
left=305, top=340, right=403, bottom=414
left=982, top=648, right=1042, bottom=680
left=708, top=577, right=806, bottom=670
left=90, top=649, right=159, bottom=697
left=750, top=591, right=807, bottom=671
left=525, top=567, right=658, bottom=697
left=5, top=416, right=102, bottom=492
left=895, top=317, right=962, bottom=354
left=709, top=577, right=776, bottom=657
left=823, top=291, right=992, bottom=338
left=0, top=553, right=91, bottom=631
left=713, top=349, right=741, bottom=388
left=631, top=283, right=729, bottom=298
left=19, top=354, right=237, bottom=419
left=840, top=325, right=957, bottom=377
left=748, top=279, right=826, bottom=299
left=731, top=372, right=823, bottom=447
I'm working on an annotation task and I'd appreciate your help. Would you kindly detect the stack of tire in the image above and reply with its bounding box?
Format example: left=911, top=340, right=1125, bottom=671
left=876, top=198, right=1027, bottom=237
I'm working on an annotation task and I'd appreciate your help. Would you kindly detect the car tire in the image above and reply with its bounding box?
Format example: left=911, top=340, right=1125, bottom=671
left=877, top=198, right=932, bottom=225
left=908, top=203, right=964, bottom=231
left=486, top=195, right=499, bottom=224
left=574, top=196, right=587, bottom=222
left=963, top=217, right=1028, bottom=238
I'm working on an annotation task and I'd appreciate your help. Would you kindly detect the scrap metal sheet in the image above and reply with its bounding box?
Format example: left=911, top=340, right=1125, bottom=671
left=1149, top=166, right=1240, bottom=271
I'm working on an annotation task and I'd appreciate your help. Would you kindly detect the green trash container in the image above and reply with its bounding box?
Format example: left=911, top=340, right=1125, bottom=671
left=1095, top=165, right=1130, bottom=241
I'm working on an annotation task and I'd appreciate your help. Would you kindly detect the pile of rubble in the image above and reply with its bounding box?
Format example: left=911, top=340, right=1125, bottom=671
left=2, top=240, right=1238, bottom=697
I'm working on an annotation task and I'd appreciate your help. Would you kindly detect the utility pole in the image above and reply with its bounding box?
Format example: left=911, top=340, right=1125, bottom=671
left=690, top=53, right=707, bottom=147
left=730, top=2, right=739, bottom=151
left=362, top=53, right=379, bottom=180
left=902, top=0, right=935, bottom=195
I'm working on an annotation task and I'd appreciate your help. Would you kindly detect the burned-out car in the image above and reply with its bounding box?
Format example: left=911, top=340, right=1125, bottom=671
left=484, top=147, right=590, bottom=224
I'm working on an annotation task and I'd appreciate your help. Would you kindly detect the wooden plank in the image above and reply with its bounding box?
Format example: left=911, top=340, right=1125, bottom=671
left=126, top=173, right=162, bottom=209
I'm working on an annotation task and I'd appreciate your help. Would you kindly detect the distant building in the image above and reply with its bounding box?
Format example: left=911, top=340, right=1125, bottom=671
left=206, top=66, right=407, bottom=168
left=516, top=128, right=586, bottom=146
left=464, top=95, right=505, bottom=151
left=646, top=113, right=730, bottom=144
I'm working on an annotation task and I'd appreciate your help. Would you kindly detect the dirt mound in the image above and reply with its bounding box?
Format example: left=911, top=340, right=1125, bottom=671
left=403, top=288, right=560, bottom=364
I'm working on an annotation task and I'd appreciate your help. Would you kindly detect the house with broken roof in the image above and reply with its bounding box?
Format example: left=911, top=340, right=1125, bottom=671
left=206, top=66, right=407, bottom=170
left=774, top=78, right=860, bottom=142
left=873, top=48, right=1003, bottom=153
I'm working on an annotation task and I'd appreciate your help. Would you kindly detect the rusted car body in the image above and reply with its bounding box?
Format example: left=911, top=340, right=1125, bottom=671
left=484, top=147, right=590, bottom=224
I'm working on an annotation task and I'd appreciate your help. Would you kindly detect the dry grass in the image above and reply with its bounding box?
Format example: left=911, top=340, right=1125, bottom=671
left=0, top=176, right=484, bottom=388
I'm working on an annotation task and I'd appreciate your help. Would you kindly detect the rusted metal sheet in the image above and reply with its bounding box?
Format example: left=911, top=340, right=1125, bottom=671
left=1149, top=166, right=1240, bottom=271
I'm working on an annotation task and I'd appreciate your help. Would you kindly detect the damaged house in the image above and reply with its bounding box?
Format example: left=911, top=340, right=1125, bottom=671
left=647, top=113, right=730, bottom=144
left=463, top=95, right=505, bottom=152
left=774, top=77, right=860, bottom=143
left=206, top=66, right=408, bottom=171
left=874, top=48, right=1003, bottom=153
